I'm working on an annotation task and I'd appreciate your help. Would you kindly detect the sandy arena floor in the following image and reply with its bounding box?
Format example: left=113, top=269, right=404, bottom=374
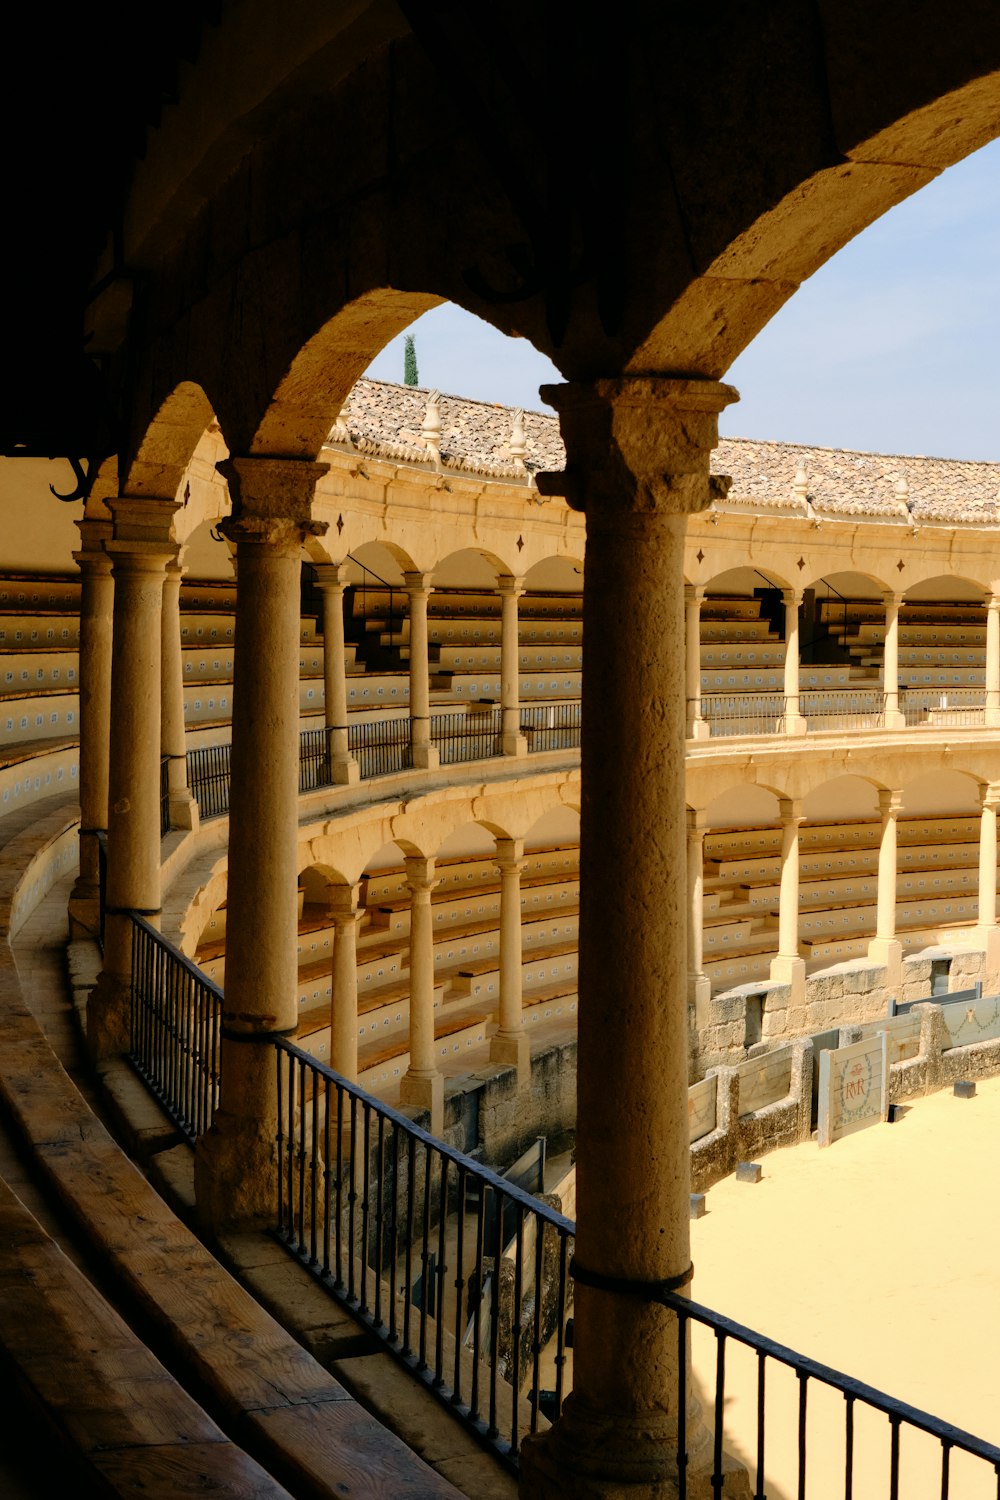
left=689, top=1076, right=1000, bottom=1499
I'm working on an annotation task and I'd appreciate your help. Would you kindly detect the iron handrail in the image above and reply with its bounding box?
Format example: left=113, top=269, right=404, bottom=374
left=666, top=1288, right=1000, bottom=1496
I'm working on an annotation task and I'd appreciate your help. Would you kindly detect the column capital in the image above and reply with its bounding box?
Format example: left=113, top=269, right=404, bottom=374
left=684, top=583, right=705, bottom=605
left=403, top=570, right=435, bottom=595
left=494, top=836, right=526, bottom=873
left=74, top=516, right=113, bottom=559
left=980, top=782, right=1000, bottom=812
left=878, top=788, right=904, bottom=819
left=686, top=807, right=708, bottom=838
left=534, top=375, right=738, bottom=517
left=326, top=880, right=362, bottom=917
left=404, top=854, right=438, bottom=896
left=778, top=796, right=804, bottom=825
left=497, top=574, right=526, bottom=599
left=313, top=562, right=351, bottom=590
left=781, top=587, right=803, bottom=608
left=882, top=589, right=905, bottom=609
left=218, top=514, right=326, bottom=555
left=217, top=455, right=330, bottom=524
left=107, top=495, right=181, bottom=548
left=988, top=594, right=1000, bottom=614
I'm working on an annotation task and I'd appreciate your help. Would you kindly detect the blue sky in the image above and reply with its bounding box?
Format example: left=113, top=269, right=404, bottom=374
left=365, top=138, right=1000, bottom=461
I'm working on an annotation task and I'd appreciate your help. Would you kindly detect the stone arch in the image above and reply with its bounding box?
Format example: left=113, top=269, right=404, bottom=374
left=434, top=546, right=518, bottom=591
left=899, top=767, right=984, bottom=817
left=250, top=290, right=444, bottom=461
left=703, top=563, right=797, bottom=595
left=700, top=781, right=784, bottom=827
left=122, top=381, right=220, bottom=502
left=523, top=554, right=584, bottom=593
left=629, top=68, right=1000, bottom=377
left=902, top=572, right=988, bottom=601
left=801, top=773, right=886, bottom=824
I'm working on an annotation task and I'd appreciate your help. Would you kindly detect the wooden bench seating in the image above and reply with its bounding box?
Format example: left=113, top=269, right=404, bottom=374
left=0, top=575, right=80, bottom=610
left=0, top=689, right=78, bottom=747
left=0, top=612, right=80, bottom=645
left=0, top=1176, right=292, bottom=1498
left=423, top=643, right=583, bottom=672
left=0, top=646, right=78, bottom=694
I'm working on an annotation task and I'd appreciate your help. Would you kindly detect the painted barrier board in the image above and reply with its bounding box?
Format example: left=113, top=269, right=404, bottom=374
left=942, top=993, right=1000, bottom=1050
left=817, top=1032, right=888, bottom=1147
left=737, top=1045, right=793, bottom=1115
left=688, top=1074, right=718, bottom=1144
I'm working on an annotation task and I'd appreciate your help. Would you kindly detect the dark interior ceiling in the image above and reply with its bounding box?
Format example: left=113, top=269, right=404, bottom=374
left=0, top=2, right=222, bottom=458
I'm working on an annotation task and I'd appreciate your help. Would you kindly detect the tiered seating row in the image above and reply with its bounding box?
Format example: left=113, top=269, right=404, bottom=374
left=195, top=844, right=582, bottom=1096
left=701, top=814, right=990, bottom=990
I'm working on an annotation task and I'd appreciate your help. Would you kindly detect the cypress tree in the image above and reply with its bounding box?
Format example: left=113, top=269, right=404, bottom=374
left=403, top=334, right=419, bottom=386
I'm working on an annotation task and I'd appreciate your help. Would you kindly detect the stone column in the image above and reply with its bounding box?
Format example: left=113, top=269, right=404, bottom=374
left=160, top=560, right=199, bottom=831
left=194, top=457, right=328, bottom=1230
left=986, top=595, right=1000, bottom=728
left=404, top=572, right=439, bottom=770
left=868, top=789, right=903, bottom=986
left=976, top=782, right=1000, bottom=978
left=687, top=809, right=711, bottom=1046
left=399, top=854, right=443, bottom=1133
left=883, top=591, right=905, bottom=729
left=782, top=588, right=806, bottom=734
left=68, top=519, right=114, bottom=937
left=88, top=498, right=178, bottom=1060
left=770, top=797, right=806, bottom=1000
left=329, top=881, right=362, bottom=1081
left=489, top=837, right=529, bottom=1083
left=499, top=575, right=528, bottom=756
left=315, top=563, right=359, bottom=783
left=685, top=584, right=709, bottom=740
left=519, top=377, right=749, bottom=1499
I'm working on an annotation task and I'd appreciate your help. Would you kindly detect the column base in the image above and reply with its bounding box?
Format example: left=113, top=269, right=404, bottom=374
left=194, top=1109, right=282, bottom=1234
left=975, top=925, right=1000, bottom=985
left=867, top=936, right=902, bottom=987
left=412, top=743, right=440, bottom=770
left=884, top=707, right=906, bottom=730
left=519, top=1400, right=751, bottom=1500
left=167, top=790, right=200, bottom=832
left=688, top=718, right=712, bottom=741
left=399, top=1068, right=444, bottom=1135
left=68, top=878, right=101, bottom=939
left=87, top=968, right=132, bottom=1060
left=502, top=732, right=529, bottom=757
left=986, top=706, right=1000, bottom=729
left=688, top=973, right=712, bottom=1033
left=782, top=713, right=807, bottom=736
left=490, top=1027, right=530, bottom=1086
left=331, top=753, right=360, bottom=785
left=769, top=953, right=805, bottom=1002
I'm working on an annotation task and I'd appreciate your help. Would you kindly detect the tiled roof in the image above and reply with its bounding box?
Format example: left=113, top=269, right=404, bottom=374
left=329, top=380, right=1000, bottom=526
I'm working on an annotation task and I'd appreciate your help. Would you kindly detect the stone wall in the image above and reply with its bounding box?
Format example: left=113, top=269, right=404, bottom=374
left=702, top=946, right=991, bottom=1075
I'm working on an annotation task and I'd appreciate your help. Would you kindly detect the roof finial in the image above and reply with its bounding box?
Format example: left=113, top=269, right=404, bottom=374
left=792, top=464, right=809, bottom=504
left=421, top=390, right=442, bottom=461
left=509, top=409, right=527, bottom=473
left=329, top=399, right=353, bottom=447
left=894, top=474, right=910, bottom=515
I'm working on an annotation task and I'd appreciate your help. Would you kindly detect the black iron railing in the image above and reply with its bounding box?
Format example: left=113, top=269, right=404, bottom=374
left=430, top=708, right=503, bottom=764
left=127, top=912, right=221, bottom=1142
left=273, top=1039, right=573, bottom=1471
left=298, top=727, right=332, bottom=792
left=186, top=743, right=232, bottom=820
left=348, top=716, right=413, bottom=778
left=667, top=1290, right=1000, bottom=1499
left=521, top=701, right=581, bottom=752
left=160, top=755, right=171, bottom=837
